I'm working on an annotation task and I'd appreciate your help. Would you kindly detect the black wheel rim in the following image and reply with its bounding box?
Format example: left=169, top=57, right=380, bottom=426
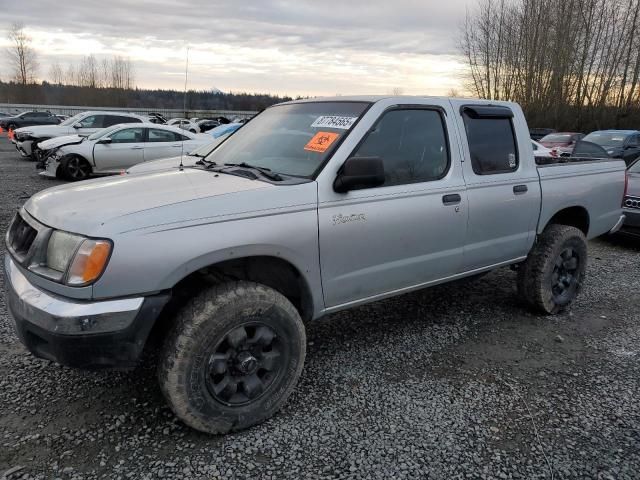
left=551, top=247, right=580, bottom=303
left=67, top=158, right=89, bottom=179
left=205, top=323, right=283, bottom=406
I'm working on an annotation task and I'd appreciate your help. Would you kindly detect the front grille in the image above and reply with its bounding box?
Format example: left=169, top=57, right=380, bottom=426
left=8, top=213, right=37, bottom=257
left=624, top=196, right=640, bottom=210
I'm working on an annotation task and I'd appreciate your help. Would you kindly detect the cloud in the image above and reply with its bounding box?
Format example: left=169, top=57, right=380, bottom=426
left=1, top=0, right=471, bottom=96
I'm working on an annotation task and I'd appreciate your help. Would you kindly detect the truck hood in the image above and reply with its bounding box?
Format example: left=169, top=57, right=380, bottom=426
left=38, top=135, right=85, bottom=151
left=25, top=168, right=272, bottom=234
left=15, top=124, right=74, bottom=138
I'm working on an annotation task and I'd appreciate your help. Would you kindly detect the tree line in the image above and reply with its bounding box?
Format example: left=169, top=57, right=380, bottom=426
left=460, top=0, right=640, bottom=131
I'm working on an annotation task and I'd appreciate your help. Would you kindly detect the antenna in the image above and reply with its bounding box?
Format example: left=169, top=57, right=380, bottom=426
left=179, top=46, right=189, bottom=171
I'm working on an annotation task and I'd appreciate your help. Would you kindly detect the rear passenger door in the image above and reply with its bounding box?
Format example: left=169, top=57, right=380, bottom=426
left=318, top=103, right=468, bottom=308
left=144, top=129, right=185, bottom=161
left=452, top=102, right=541, bottom=271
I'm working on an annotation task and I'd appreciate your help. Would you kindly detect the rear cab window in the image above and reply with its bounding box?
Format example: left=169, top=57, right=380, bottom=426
left=461, top=105, right=519, bottom=175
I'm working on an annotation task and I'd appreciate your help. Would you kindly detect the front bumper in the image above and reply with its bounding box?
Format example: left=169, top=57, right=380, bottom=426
left=3, top=254, right=169, bottom=369
left=12, top=139, right=33, bottom=157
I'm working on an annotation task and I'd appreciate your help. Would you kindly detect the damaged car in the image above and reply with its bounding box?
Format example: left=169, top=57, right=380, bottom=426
left=41, top=123, right=212, bottom=181
left=12, top=111, right=147, bottom=160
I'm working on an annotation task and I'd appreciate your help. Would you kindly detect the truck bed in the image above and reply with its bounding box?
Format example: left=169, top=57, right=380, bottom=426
left=536, top=157, right=627, bottom=239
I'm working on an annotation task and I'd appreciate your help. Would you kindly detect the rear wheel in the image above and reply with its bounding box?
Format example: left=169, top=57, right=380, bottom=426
left=517, top=225, right=587, bottom=314
left=158, top=281, right=306, bottom=434
left=62, top=155, right=92, bottom=181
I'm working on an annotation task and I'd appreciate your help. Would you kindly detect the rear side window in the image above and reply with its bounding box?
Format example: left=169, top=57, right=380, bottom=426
left=148, top=129, right=182, bottom=142
left=103, top=115, right=141, bottom=127
left=463, top=112, right=519, bottom=175
left=352, top=108, right=450, bottom=187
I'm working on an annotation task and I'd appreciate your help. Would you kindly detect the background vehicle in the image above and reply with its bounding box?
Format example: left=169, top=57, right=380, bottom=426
left=620, top=158, right=640, bottom=237
left=41, top=123, right=212, bottom=180
left=126, top=133, right=232, bottom=174
left=167, top=118, right=200, bottom=133
left=532, top=139, right=553, bottom=158
left=4, top=96, right=626, bottom=435
left=147, top=112, right=168, bottom=124
left=0, top=111, right=60, bottom=131
left=12, top=111, right=147, bottom=159
left=530, top=127, right=556, bottom=141
left=208, top=122, right=242, bottom=138
left=582, top=130, right=640, bottom=165
left=197, top=119, right=221, bottom=132
left=539, top=132, right=585, bottom=156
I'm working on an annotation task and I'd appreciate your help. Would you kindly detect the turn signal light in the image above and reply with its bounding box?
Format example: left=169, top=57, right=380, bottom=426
left=67, top=240, right=112, bottom=286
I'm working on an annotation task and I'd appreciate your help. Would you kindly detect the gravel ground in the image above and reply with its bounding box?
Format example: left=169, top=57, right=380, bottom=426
left=1, top=134, right=639, bottom=479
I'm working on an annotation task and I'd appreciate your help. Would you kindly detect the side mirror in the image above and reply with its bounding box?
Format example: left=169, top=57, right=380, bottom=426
left=333, top=156, right=385, bottom=193
left=73, top=123, right=82, bottom=129
left=98, top=137, right=112, bottom=144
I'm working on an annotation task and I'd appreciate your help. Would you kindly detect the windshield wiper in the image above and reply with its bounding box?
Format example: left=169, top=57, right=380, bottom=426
left=223, top=162, right=283, bottom=181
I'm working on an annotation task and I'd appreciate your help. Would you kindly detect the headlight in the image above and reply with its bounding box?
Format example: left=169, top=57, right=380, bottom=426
left=45, top=230, right=112, bottom=286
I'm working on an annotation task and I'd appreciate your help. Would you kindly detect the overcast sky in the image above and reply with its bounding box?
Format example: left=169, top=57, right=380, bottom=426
left=0, top=0, right=472, bottom=97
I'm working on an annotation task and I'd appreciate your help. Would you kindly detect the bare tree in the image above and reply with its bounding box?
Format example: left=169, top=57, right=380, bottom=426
left=77, top=55, right=98, bottom=88
left=459, top=0, right=640, bottom=130
left=49, top=61, right=64, bottom=85
left=6, top=23, right=38, bottom=84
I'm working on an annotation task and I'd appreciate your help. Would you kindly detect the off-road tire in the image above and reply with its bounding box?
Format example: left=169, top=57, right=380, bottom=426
left=517, top=224, right=587, bottom=314
left=158, top=281, right=306, bottom=434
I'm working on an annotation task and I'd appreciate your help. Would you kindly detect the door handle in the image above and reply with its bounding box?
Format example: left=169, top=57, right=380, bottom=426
left=442, top=194, right=462, bottom=205
left=171, top=144, right=181, bottom=147
left=130, top=146, right=144, bottom=150
left=513, top=185, right=528, bottom=194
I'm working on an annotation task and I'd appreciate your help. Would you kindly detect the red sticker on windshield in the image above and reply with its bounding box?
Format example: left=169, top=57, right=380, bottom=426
left=304, top=131, right=339, bottom=153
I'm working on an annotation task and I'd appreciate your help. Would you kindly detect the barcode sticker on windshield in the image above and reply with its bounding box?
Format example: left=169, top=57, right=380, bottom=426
left=311, top=116, right=358, bottom=130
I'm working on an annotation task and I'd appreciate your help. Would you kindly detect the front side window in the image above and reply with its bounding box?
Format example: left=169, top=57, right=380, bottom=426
left=351, top=109, right=449, bottom=187
left=463, top=114, right=519, bottom=175
left=206, top=101, right=369, bottom=177
left=109, top=128, right=144, bottom=144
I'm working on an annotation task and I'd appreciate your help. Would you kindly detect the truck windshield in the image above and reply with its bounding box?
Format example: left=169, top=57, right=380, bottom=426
left=204, top=102, right=369, bottom=178
left=583, top=132, right=628, bottom=147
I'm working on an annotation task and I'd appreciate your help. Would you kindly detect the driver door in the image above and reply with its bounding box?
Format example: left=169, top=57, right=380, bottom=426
left=92, top=127, right=145, bottom=171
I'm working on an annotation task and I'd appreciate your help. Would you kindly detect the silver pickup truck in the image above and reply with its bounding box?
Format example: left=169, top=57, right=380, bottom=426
left=4, top=96, right=627, bottom=434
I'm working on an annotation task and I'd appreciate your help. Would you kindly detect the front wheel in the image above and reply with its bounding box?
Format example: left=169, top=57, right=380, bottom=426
left=158, top=281, right=306, bottom=434
left=517, top=225, right=587, bottom=314
left=62, top=155, right=92, bottom=181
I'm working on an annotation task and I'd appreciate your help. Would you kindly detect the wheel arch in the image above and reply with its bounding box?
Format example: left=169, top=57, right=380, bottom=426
left=166, top=255, right=315, bottom=323
left=538, top=206, right=590, bottom=236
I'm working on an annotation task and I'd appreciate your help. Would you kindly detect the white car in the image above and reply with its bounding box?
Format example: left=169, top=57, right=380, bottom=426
left=532, top=140, right=553, bottom=158
left=12, top=111, right=148, bottom=159
left=167, top=118, right=201, bottom=133
left=41, top=123, right=212, bottom=181
left=127, top=133, right=232, bottom=174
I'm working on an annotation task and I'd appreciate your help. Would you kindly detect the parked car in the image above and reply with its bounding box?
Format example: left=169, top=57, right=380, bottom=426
left=147, top=112, right=168, bottom=124
left=0, top=111, right=60, bottom=131
left=582, top=130, right=640, bottom=166
left=529, top=127, right=556, bottom=141
left=4, top=96, right=626, bottom=435
left=196, top=119, right=221, bottom=133
left=167, top=118, right=200, bottom=133
left=539, top=132, right=585, bottom=156
left=54, top=114, right=70, bottom=122
left=126, top=134, right=233, bottom=174
left=12, top=111, right=148, bottom=160
left=0, top=111, right=11, bottom=118
left=208, top=122, right=243, bottom=138
left=620, top=158, right=640, bottom=237
left=532, top=140, right=553, bottom=158
left=40, top=123, right=212, bottom=180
